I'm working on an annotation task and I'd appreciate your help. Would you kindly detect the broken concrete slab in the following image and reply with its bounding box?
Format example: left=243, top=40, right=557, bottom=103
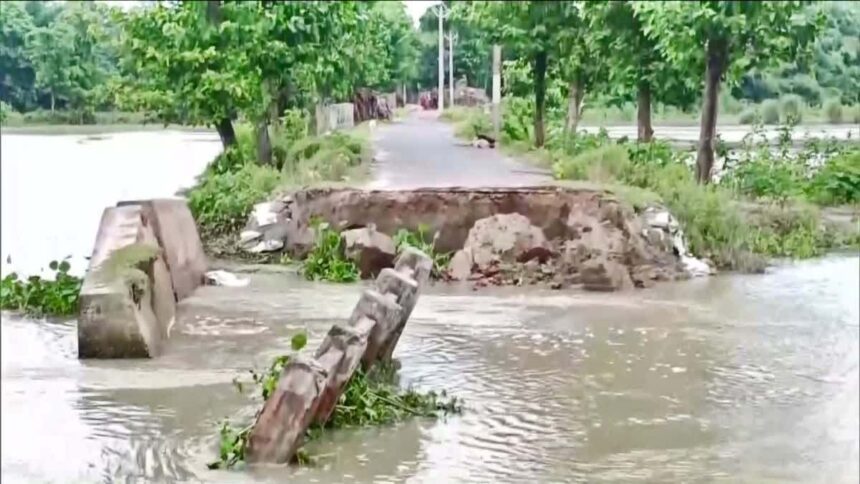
left=119, top=199, right=208, bottom=300
left=78, top=205, right=175, bottom=358
left=80, top=199, right=207, bottom=359
left=394, top=247, right=433, bottom=286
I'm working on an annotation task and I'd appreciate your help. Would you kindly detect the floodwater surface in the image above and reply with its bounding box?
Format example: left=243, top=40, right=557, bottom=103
left=2, top=256, right=858, bottom=483
left=0, top=130, right=221, bottom=277
left=1, top=129, right=858, bottom=483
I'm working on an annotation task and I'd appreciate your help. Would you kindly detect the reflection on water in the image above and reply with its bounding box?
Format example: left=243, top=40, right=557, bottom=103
left=2, top=256, right=857, bottom=483
left=0, top=131, right=221, bottom=278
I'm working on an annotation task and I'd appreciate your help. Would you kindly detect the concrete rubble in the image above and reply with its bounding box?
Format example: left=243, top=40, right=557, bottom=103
left=245, top=248, right=432, bottom=465
left=78, top=199, right=207, bottom=359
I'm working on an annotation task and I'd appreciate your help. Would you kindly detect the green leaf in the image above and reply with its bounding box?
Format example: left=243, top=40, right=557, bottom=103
left=291, top=332, right=307, bottom=351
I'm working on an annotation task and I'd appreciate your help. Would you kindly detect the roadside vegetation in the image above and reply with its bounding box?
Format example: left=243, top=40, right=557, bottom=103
left=209, top=331, right=462, bottom=470
left=445, top=103, right=859, bottom=269
left=0, top=259, right=81, bottom=316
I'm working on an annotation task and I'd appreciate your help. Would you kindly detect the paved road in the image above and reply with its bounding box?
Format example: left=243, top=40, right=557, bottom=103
left=366, top=110, right=551, bottom=189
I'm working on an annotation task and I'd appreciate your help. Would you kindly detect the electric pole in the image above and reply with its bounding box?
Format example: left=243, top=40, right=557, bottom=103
left=448, top=31, right=458, bottom=109
left=434, top=4, right=449, bottom=113
left=492, top=45, right=501, bottom=139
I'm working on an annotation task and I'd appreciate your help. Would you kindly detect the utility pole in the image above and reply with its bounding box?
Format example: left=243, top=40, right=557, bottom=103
left=448, top=31, right=458, bottom=109
left=492, top=45, right=501, bottom=139
left=434, top=4, right=449, bottom=113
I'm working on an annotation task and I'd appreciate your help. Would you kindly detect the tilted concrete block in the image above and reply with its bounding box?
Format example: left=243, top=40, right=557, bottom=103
left=78, top=205, right=176, bottom=358
left=375, top=268, right=419, bottom=361
left=348, top=289, right=402, bottom=370
left=312, top=318, right=375, bottom=425
left=394, top=247, right=433, bottom=287
left=118, top=198, right=207, bottom=300
left=246, top=357, right=327, bottom=464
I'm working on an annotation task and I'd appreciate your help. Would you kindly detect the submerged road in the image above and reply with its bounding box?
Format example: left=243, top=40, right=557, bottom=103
left=366, top=110, right=551, bottom=190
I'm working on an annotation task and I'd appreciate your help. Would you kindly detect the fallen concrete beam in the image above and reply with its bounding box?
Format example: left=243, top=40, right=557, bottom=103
left=78, top=205, right=176, bottom=358
left=312, top=318, right=375, bottom=425
left=348, top=289, right=403, bottom=370
left=245, top=248, right=432, bottom=465
left=245, top=357, right=327, bottom=464
left=376, top=248, right=433, bottom=360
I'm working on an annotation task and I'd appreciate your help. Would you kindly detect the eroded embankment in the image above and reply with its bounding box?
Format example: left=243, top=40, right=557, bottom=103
left=237, top=186, right=711, bottom=291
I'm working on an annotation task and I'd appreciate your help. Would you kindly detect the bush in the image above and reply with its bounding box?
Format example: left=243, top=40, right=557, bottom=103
left=850, top=104, right=860, bottom=124
left=188, top=160, right=281, bottom=236
left=780, top=94, right=804, bottom=123
left=738, top=108, right=759, bottom=125
left=761, top=99, right=781, bottom=124
left=501, top=96, right=533, bottom=144
left=553, top=145, right=631, bottom=183
left=805, top=149, right=860, bottom=205
left=822, top=99, right=843, bottom=124
left=0, top=259, right=82, bottom=316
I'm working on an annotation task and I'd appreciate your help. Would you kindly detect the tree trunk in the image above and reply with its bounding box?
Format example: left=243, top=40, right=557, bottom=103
left=696, top=40, right=725, bottom=184
left=215, top=118, right=237, bottom=149
left=564, top=81, right=584, bottom=136
left=50, top=92, right=55, bottom=113
left=255, top=120, right=273, bottom=165
left=533, top=50, right=547, bottom=148
left=637, top=81, right=654, bottom=142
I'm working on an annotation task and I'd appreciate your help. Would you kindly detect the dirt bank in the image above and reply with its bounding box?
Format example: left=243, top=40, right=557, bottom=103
left=237, top=186, right=710, bottom=291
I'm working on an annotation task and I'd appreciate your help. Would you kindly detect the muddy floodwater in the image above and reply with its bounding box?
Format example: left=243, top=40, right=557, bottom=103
left=2, top=256, right=858, bottom=483
left=1, top=129, right=858, bottom=483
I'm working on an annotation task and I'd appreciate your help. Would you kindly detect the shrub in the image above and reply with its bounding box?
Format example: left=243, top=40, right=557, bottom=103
left=501, top=96, right=533, bottom=144
left=850, top=104, right=860, bottom=124
left=0, top=259, right=82, bottom=316
left=552, top=145, right=631, bottom=183
left=780, top=94, right=804, bottom=123
left=822, top=99, right=843, bottom=124
left=805, top=149, right=860, bottom=205
left=188, top=161, right=281, bottom=236
left=738, top=108, right=759, bottom=125
left=761, top=99, right=781, bottom=124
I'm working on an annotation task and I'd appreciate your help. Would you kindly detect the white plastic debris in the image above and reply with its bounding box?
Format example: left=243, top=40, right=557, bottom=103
left=204, top=270, right=249, bottom=287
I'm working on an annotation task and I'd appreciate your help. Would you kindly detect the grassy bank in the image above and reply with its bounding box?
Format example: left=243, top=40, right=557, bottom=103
left=441, top=104, right=859, bottom=271
left=187, top=114, right=374, bottom=259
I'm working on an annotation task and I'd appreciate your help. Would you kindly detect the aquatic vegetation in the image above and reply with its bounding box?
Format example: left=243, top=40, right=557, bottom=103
left=210, top=331, right=461, bottom=470
left=302, top=221, right=360, bottom=283
left=0, top=258, right=82, bottom=316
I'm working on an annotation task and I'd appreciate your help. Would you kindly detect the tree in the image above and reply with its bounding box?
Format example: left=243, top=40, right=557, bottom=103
left=462, top=1, right=578, bottom=148
left=634, top=1, right=822, bottom=183
left=0, top=2, right=36, bottom=110
left=27, top=24, right=74, bottom=112
left=118, top=1, right=257, bottom=149
left=594, top=1, right=697, bottom=142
